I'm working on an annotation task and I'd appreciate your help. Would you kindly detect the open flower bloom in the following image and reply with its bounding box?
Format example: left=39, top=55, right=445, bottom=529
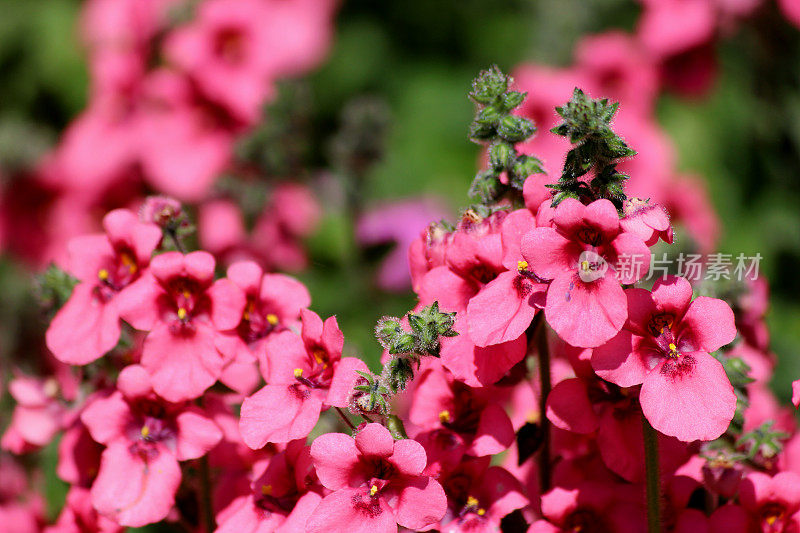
left=521, top=198, right=651, bottom=348
left=1, top=376, right=64, bottom=453
left=117, top=250, right=246, bottom=401
left=80, top=365, right=222, bottom=527
left=215, top=439, right=323, bottom=533
left=239, top=309, right=367, bottom=448
left=739, top=472, right=800, bottom=533
left=46, top=209, right=161, bottom=365
left=306, top=423, right=447, bottom=533
left=592, top=275, right=737, bottom=441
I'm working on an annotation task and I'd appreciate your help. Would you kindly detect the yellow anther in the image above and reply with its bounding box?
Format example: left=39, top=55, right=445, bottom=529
left=466, top=496, right=479, bottom=508
left=526, top=410, right=540, bottom=424
left=120, top=253, right=137, bottom=273
left=580, top=260, right=590, bottom=271
left=517, top=260, right=528, bottom=272
left=766, top=514, right=778, bottom=526
left=369, top=485, right=378, bottom=496
left=182, top=290, right=191, bottom=299
left=261, top=484, right=272, bottom=496
left=438, top=410, right=451, bottom=423
left=668, top=343, right=677, bottom=353
left=477, top=508, right=486, bottom=516
left=141, top=425, right=150, bottom=438
left=313, top=349, right=327, bottom=365
left=266, top=313, right=279, bottom=326
left=177, top=308, right=188, bottom=320
left=293, top=368, right=304, bottom=378
left=98, top=269, right=109, bottom=280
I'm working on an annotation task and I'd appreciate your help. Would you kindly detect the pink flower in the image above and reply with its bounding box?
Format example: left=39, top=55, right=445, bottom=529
left=619, top=197, right=673, bottom=247
left=165, top=0, right=276, bottom=125
left=80, top=365, right=222, bottom=527
left=56, top=421, right=103, bottom=487
left=438, top=456, right=528, bottom=533
left=306, top=423, right=447, bottom=533
left=215, top=439, right=322, bottom=533
left=356, top=198, right=449, bottom=292
left=592, top=275, right=737, bottom=441
left=780, top=0, right=800, bottom=28
left=216, top=260, right=311, bottom=391
left=46, top=208, right=161, bottom=365
left=409, top=364, right=516, bottom=460
left=739, top=472, right=800, bottom=533
left=239, top=310, right=367, bottom=447
left=117, top=250, right=246, bottom=401
left=545, top=376, right=690, bottom=482
left=45, top=486, right=122, bottom=533
left=521, top=198, right=651, bottom=348
left=1, top=377, right=64, bottom=453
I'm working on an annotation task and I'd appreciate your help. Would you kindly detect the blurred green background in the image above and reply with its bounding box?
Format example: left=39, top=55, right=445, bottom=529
left=1, top=0, right=799, bottom=413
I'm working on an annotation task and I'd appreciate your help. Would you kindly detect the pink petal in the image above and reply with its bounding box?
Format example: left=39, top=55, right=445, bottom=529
left=275, top=491, right=323, bottom=533
left=501, top=209, right=536, bottom=270
left=651, top=275, right=693, bottom=319
left=609, top=232, right=650, bottom=284
left=226, top=261, right=264, bottom=294
left=80, top=392, right=131, bottom=445
left=793, top=379, right=800, bottom=409
left=46, top=283, right=121, bottom=365
left=208, top=278, right=246, bottom=331
left=264, top=330, right=310, bottom=384
left=310, top=432, right=361, bottom=490
left=182, top=251, right=216, bottom=286
left=680, top=296, right=737, bottom=353
left=91, top=441, right=181, bottom=528
left=640, top=351, right=736, bottom=442
left=591, top=329, right=649, bottom=387
left=326, top=357, right=369, bottom=408
left=583, top=199, right=620, bottom=238
left=472, top=333, right=528, bottom=386
left=355, top=423, right=395, bottom=457
left=117, top=365, right=153, bottom=399
left=174, top=409, right=222, bottom=461
left=624, top=288, right=658, bottom=337
left=66, top=234, right=114, bottom=282
left=239, top=384, right=323, bottom=448
left=467, top=271, right=540, bottom=347
left=140, top=324, right=223, bottom=402
left=470, top=403, right=515, bottom=456
left=305, top=488, right=396, bottom=533
left=521, top=227, right=577, bottom=280
left=103, top=209, right=161, bottom=265
left=395, top=476, right=447, bottom=530
left=388, top=438, right=428, bottom=477
left=544, top=273, right=627, bottom=348
left=300, top=308, right=324, bottom=344
left=260, top=273, right=311, bottom=318
left=546, top=378, right=599, bottom=434
left=115, top=273, right=163, bottom=331
left=552, top=198, right=586, bottom=235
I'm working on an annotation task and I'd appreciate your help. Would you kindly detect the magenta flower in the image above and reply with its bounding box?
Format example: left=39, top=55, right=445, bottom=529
left=117, top=250, right=246, bottom=402
left=46, top=208, right=161, bottom=365
left=239, top=310, right=367, bottom=448
left=46, top=486, right=122, bottom=533
left=216, top=260, right=311, bottom=392
left=592, top=275, right=737, bottom=441
left=438, top=456, right=527, bottom=533
left=80, top=365, right=222, bottom=527
left=619, top=197, right=673, bottom=247
left=215, top=439, right=323, bottom=533
left=1, top=376, right=64, bottom=453
left=739, top=472, right=800, bottom=532
left=409, top=365, right=515, bottom=459
left=306, top=423, right=447, bottom=533
left=521, top=198, right=651, bottom=348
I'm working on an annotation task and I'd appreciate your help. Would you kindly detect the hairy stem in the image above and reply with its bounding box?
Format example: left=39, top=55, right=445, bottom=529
left=643, top=412, right=662, bottom=533
left=335, top=406, right=357, bottom=431
left=536, top=316, right=552, bottom=494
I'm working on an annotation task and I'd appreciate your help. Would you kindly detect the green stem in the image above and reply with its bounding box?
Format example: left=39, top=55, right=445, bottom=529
left=335, top=406, right=357, bottom=431
left=536, top=316, right=552, bottom=494
left=199, top=456, right=214, bottom=533
left=642, top=412, right=662, bottom=533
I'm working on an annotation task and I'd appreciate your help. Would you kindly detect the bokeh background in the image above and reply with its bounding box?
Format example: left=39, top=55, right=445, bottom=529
left=1, top=0, right=799, bottom=522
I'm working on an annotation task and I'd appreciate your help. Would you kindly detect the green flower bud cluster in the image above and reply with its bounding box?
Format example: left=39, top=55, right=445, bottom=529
left=467, top=65, right=544, bottom=205
left=36, top=264, right=79, bottom=315
left=548, top=88, right=636, bottom=209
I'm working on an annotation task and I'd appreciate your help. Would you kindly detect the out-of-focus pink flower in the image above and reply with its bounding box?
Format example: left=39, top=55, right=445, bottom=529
left=45, top=486, right=122, bottom=533
left=80, top=365, right=222, bottom=527
left=664, top=174, right=720, bottom=253
left=780, top=0, right=800, bottom=28
left=739, top=472, right=800, bottom=532
left=1, top=377, right=64, bottom=453
left=306, top=423, right=447, bottom=533
left=357, top=198, right=449, bottom=292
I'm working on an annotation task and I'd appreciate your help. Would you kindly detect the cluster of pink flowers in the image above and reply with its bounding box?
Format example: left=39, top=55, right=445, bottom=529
left=0, top=0, right=333, bottom=272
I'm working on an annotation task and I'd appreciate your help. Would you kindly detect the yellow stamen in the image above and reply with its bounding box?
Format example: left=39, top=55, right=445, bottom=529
left=580, top=260, right=590, bottom=271
left=120, top=253, right=137, bottom=274
left=177, top=307, right=187, bottom=320
left=266, top=313, right=279, bottom=326
left=517, top=260, right=528, bottom=272
left=766, top=514, right=778, bottom=526
left=182, top=289, right=191, bottom=299
left=477, top=508, right=486, bottom=516
left=293, top=368, right=303, bottom=378
left=98, top=269, right=109, bottom=280
left=369, top=485, right=378, bottom=496
left=438, top=410, right=451, bottom=423
left=668, top=343, right=677, bottom=355
left=261, top=484, right=272, bottom=496
left=466, top=496, right=479, bottom=508
left=141, top=426, right=150, bottom=438
left=526, top=410, right=540, bottom=424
